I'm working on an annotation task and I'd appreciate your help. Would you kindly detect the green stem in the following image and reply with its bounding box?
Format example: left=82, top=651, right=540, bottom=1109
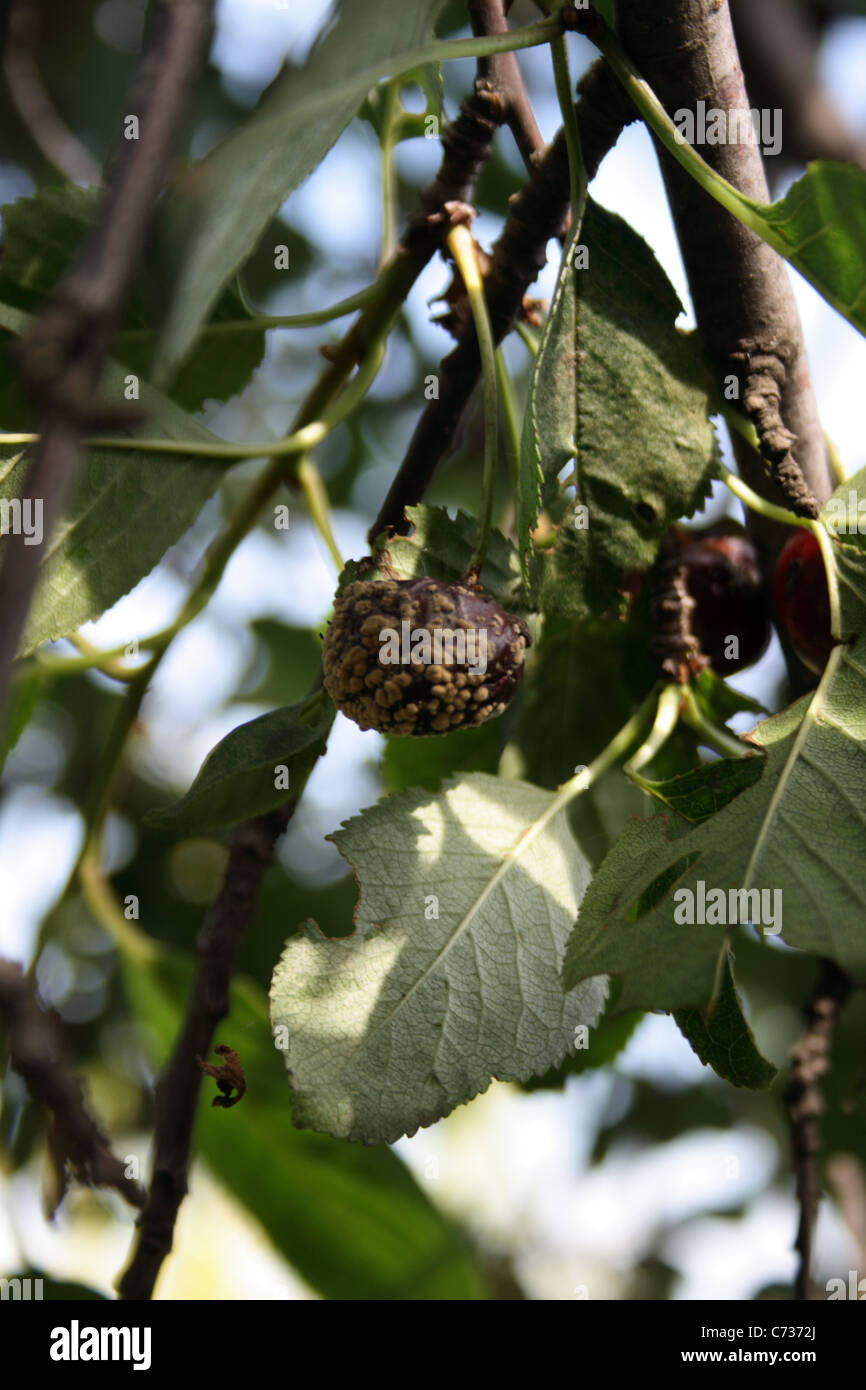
left=550, top=32, right=586, bottom=230
left=379, top=83, right=400, bottom=266
left=495, top=348, right=522, bottom=506
left=217, top=279, right=382, bottom=331
left=721, top=461, right=842, bottom=639
left=825, top=432, right=846, bottom=486
left=554, top=686, right=660, bottom=803
left=0, top=425, right=327, bottom=461
left=297, top=457, right=343, bottom=571
left=624, top=683, right=682, bottom=781
left=447, top=224, right=499, bottom=575
left=680, top=686, right=754, bottom=761
left=79, top=851, right=157, bottom=964
left=719, top=461, right=812, bottom=532
left=515, top=321, right=541, bottom=357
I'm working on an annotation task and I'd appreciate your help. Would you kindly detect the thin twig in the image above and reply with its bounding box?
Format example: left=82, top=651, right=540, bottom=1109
left=0, top=958, right=146, bottom=1212
left=117, top=803, right=298, bottom=1301
left=0, top=0, right=215, bottom=726
left=2, top=0, right=102, bottom=185
left=785, top=959, right=851, bottom=1300
left=468, top=0, right=545, bottom=167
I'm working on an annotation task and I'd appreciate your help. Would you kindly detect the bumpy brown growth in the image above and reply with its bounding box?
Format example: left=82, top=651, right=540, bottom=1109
left=323, top=577, right=530, bottom=736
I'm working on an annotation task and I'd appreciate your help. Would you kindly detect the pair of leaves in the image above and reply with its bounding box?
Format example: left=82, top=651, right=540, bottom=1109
left=518, top=197, right=718, bottom=620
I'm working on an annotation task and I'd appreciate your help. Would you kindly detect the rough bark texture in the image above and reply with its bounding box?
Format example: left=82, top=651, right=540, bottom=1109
left=614, top=0, right=836, bottom=538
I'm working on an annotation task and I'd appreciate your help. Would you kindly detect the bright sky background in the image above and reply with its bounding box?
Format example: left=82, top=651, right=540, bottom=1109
left=1, top=0, right=865, bottom=1299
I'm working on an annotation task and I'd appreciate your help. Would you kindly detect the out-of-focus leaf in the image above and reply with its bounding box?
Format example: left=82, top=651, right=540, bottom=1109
left=0, top=185, right=265, bottom=411
left=0, top=303, right=227, bottom=652
left=154, top=0, right=447, bottom=382
left=146, top=694, right=334, bottom=835
left=237, top=620, right=323, bottom=708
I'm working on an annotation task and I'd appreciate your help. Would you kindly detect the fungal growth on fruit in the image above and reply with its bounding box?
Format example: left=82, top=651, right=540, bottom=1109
left=774, top=529, right=835, bottom=674
left=322, top=576, right=531, bottom=736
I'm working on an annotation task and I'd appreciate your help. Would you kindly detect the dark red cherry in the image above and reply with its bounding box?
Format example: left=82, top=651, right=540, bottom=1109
left=774, top=530, right=834, bottom=674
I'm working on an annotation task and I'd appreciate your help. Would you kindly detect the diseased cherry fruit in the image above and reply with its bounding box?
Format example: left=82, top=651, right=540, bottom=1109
left=322, top=576, right=531, bottom=735
left=678, top=522, right=771, bottom=673
left=774, top=529, right=835, bottom=674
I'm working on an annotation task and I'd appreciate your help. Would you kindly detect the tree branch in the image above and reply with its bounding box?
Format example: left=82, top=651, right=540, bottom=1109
left=785, top=959, right=850, bottom=1300
left=370, top=56, right=637, bottom=542
left=117, top=803, right=297, bottom=1301
left=612, top=0, right=836, bottom=535
left=0, top=958, right=146, bottom=1212
left=468, top=0, right=545, bottom=167
left=0, top=0, right=215, bottom=725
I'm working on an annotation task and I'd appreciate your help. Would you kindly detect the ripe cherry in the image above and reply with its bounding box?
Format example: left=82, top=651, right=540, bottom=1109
left=774, top=530, right=834, bottom=674
left=677, top=523, right=771, bottom=674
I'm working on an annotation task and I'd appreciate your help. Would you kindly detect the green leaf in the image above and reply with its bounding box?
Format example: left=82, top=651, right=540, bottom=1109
left=691, top=667, right=767, bottom=725
left=636, top=753, right=765, bottom=825
left=146, top=694, right=334, bottom=835
left=355, top=502, right=527, bottom=612
left=123, top=951, right=484, bottom=1300
left=522, top=1003, right=641, bottom=1091
left=238, top=619, right=323, bottom=707
left=518, top=198, right=717, bottom=617
left=0, top=303, right=228, bottom=652
left=153, top=0, right=447, bottom=383
left=674, top=952, right=777, bottom=1090
left=382, top=715, right=503, bottom=794
left=747, top=163, right=866, bottom=338
left=0, top=184, right=265, bottom=412
left=0, top=661, right=44, bottom=774
left=270, top=772, right=608, bottom=1143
